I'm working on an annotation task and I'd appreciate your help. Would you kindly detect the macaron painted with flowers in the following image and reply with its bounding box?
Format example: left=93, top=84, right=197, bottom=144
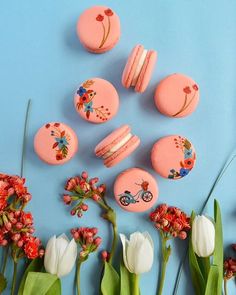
left=151, top=135, right=196, bottom=179
left=154, top=73, right=200, bottom=118
left=34, top=122, right=78, bottom=165
left=77, top=6, right=120, bottom=53
left=74, top=78, right=119, bottom=123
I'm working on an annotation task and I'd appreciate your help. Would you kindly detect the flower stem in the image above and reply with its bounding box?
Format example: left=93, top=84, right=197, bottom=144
left=131, top=274, right=140, bottom=295
left=1, top=246, right=9, bottom=274
left=157, top=236, right=171, bottom=295
left=11, top=261, right=18, bottom=295
left=224, top=278, right=228, bottom=295
left=109, top=221, right=118, bottom=264
left=76, top=260, right=83, bottom=295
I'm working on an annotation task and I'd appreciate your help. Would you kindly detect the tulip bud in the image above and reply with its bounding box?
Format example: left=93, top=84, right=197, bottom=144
left=44, top=234, right=77, bottom=278
left=192, top=215, right=215, bottom=257
left=120, top=232, right=154, bottom=274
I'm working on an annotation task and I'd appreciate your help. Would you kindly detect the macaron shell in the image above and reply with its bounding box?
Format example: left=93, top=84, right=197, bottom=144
left=122, top=45, right=144, bottom=88
left=154, top=73, right=200, bottom=118
left=151, top=135, right=196, bottom=179
left=104, top=135, right=140, bottom=168
left=95, top=124, right=130, bottom=156
left=34, top=122, right=78, bottom=165
left=135, top=50, right=157, bottom=93
left=77, top=6, right=120, bottom=53
left=114, top=168, right=158, bottom=212
left=74, top=78, right=119, bottom=124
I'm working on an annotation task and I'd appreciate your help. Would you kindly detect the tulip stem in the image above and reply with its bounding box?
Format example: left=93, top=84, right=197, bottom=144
left=224, top=278, right=228, bottom=295
left=11, top=261, right=18, bottom=295
left=157, top=236, right=171, bottom=295
left=76, top=260, right=83, bottom=295
left=131, top=274, right=140, bottom=295
left=1, top=246, right=9, bottom=274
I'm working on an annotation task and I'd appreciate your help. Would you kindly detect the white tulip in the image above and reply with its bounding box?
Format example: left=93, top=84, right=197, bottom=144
left=120, top=231, right=154, bottom=275
left=192, top=215, right=215, bottom=257
left=44, top=234, right=77, bottom=277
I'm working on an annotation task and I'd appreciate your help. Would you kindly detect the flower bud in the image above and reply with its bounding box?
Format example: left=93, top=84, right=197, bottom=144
left=63, top=194, right=72, bottom=205
left=192, top=215, right=215, bottom=257
left=92, top=194, right=100, bottom=202
left=81, top=171, right=88, bottom=180
left=94, top=237, right=102, bottom=246
left=101, top=250, right=108, bottom=261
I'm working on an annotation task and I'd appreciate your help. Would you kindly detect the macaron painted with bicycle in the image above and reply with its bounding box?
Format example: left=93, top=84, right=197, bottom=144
left=77, top=6, right=120, bottom=53
left=151, top=135, right=196, bottom=180
left=122, top=44, right=157, bottom=93
left=74, top=78, right=119, bottom=123
left=154, top=73, right=200, bottom=118
left=114, top=168, right=158, bottom=212
left=34, top=122, right=78, bottom=165
left=94, top=125, right=140, bottom=168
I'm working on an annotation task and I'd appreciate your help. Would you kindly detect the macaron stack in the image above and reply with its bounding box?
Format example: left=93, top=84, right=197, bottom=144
left=33, top=5, right=200, bottom=213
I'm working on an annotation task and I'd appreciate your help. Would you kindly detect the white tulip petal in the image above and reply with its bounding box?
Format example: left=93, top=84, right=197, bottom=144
left=142, top=231, right=154, bottom=250
left=120, top=234, right=133, bottom=273
left=132, top=238, right=154, bottom=274
left=192, top=215, right=215, bottom=257
left=44, top=236, right=58, bottom=275
left=57, top=238, right=77, bottom=278
left=56, top=234, right=69, bottom=262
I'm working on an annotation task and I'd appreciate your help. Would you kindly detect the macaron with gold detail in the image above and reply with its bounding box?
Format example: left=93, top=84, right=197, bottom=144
left=77, top=6, right=121, bottom=53
left=95, top=125, right=140, bottom=168
left=34, top=122, right=78, bottom=165
left=74, top=78, right=119, bottom=124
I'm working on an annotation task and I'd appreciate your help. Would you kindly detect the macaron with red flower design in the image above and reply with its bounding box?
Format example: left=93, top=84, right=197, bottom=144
left=154, top=73, right=200, bottom=117
left=151, top=135, right=196, bottom=179
left=77, top=6, right=120, bottom=53
left=122, top=44, right=157, bottom=93
left=95, top=125, right=140, bottom=168
left=114, top=168, right=158, bottom=212
left=74, top=78, right=119, bottom=123
left=34, top=122, right=78, bottom=165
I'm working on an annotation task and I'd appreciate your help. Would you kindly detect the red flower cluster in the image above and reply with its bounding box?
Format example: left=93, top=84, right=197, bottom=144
left=0, top=174, right=43, bottom=260
left=71, top=227, right=102, bottom=260
left=224, top=244, right=236, bottom=280
left=0, top=174, right=32, bottom=209
left=150, top=204, right=191, bottom=239
left=63, top=171, right=106, bottom=218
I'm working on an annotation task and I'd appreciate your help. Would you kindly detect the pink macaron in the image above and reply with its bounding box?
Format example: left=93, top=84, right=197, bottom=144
left=122, top=44, right=157, bottom=93
left=151, top=135, right=196, bottom=180
left=114, top=168, right=158, bottom=212
left=95, top=125, right=140, bottom=168
left=34, top=122, right=78, bottom=165
left=77, top=6, right=120, bottom=53
left=74, top=78, right=119, bottom=124
left=154, top=73, right=200, bottom=118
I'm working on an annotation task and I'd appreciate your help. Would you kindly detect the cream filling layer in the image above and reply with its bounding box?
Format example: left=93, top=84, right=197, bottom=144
left=131, top=49, right=148, bottom=86
left=103, top=133, right=132, bottom=159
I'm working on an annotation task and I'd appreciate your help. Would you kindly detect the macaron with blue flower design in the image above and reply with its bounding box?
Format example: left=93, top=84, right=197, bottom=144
left=74, top=78, right=119, bottom=123
left=151, top=135, right=196, bottom=180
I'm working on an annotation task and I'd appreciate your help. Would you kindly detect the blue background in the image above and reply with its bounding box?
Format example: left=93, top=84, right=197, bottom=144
left=1, top=0, right=236, bottom=294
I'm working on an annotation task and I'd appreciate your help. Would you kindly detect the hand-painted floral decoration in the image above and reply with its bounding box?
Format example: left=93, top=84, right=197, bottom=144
left=45, top=123, right=70, bottom=161
left=172, top=83, right=199, bottom=117
left=76, top=80, right=111, bottom=121
left=119, top=180, right=153, bottom=207
left=96, top=8, right=114, bottom=49
left=168, top=136, right=196, bottom=179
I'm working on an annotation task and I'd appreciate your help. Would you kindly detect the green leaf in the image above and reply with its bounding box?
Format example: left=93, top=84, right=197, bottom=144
left=213, top=199, right=223, bottom=295
left=0, top=273, right=7, bottom=292
left=101, top=262, right=120, bottom=295
left=188, top=212, right=206, bottom=295
left=18, top=258, right=44, bottom=295
left=45, top=279, right=61, bottom=295
left=22, top=272, right=60, bottom=295
left=197, top=256, right=210, bottom=280
left=120, top=260, right=132, bottom=295
left=205, top=265, right=219, bottom=295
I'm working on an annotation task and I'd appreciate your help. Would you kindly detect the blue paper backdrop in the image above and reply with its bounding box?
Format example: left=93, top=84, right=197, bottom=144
left=1, top=0, right=236, bottom=294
